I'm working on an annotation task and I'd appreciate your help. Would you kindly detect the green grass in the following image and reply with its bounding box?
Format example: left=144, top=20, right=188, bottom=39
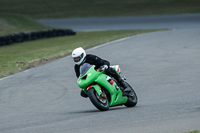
left=0, top=0, right=200, bottom=18
left=0, top=14, right=53, bottom=36
left=0, top=29, right=162, bottom=78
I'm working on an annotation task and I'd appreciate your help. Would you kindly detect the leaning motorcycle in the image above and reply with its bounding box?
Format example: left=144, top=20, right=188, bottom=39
left=77, top=63, right=137, bottom=111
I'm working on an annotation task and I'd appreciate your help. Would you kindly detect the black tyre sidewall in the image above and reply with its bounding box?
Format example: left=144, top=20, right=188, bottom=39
left=88, top=88, right=109, bottom=111
left=124, top=83, right=138, bottom=107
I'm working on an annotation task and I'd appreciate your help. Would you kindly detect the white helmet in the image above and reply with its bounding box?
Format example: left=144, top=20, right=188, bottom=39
left=72, top=47, right=86, bottom=65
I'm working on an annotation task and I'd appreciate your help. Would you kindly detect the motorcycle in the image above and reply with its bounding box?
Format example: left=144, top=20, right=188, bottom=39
left=77, top=63, right=137, bottom=111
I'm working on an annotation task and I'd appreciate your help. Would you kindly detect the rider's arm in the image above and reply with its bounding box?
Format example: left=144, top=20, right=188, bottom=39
left=74, top=65, right=80, bottom=78
left=88, top=54, right=110, bottom=67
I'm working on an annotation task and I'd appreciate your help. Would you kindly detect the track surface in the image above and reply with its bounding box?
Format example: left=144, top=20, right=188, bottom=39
left=37, top=14, right=200, bottom=31
left=1, top=15, right=200, bottom=133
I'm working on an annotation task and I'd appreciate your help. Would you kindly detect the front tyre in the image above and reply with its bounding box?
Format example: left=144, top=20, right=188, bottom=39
left=124, top=83, right=138, bottom=107
left=88, top=88, right=109, bottom=111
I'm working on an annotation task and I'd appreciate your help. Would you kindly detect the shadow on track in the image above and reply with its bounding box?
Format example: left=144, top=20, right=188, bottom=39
left=69, top=106, right=136, bottom=114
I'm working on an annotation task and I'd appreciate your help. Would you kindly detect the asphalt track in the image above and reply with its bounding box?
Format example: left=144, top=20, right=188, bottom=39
left=1, top=14, right=200, bottom=133
left=37, top=14, right=200, bottom=31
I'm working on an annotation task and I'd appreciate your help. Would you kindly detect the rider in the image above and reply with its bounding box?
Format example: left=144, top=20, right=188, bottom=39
left=72, top=47, right=128, bottom=98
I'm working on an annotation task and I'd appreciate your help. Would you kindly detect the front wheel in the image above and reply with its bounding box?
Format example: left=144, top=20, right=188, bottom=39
left=88, top=88, right=109, bottom=111
left=124, top=83, right=138, bottom=107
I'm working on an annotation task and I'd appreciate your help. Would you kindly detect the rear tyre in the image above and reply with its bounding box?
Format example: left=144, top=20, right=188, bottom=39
left=124, top=83, right=138, bottom=107
left=88, top=88, right=109, bottom=111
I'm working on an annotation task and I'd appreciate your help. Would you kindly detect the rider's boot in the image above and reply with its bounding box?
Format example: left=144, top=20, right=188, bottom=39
left=119, top=79, right=129, bottom=91
left=106, top=67, right=130, bottom=94
left=119, top=79, right=131, bottom=96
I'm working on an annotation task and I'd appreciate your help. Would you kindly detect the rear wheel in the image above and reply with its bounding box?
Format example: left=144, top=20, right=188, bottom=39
left=124, top=83, right=138, bottom=107
left=88, top=88, right=109, bottom=111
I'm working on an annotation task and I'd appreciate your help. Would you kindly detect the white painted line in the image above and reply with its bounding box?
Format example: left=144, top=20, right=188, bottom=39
left=0, top=75, right=13, bottom=81
left=88, top=36, right=132, bottom=51
left=24, top=69, right=30, bottom=72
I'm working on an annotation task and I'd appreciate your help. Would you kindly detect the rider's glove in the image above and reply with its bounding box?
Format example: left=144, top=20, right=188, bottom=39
left=101, top=65, right=108, bottom=70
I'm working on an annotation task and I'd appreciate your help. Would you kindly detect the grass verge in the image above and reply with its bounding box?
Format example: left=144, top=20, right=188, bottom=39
left=0, top=0, right=200, bottom=18
left=0, top=14, right=53, bottom=36
left=0, top=29, right=164, bottom=78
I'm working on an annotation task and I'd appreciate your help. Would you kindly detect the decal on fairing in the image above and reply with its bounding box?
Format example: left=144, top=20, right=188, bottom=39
left=106, top=76, right=114, bottom=85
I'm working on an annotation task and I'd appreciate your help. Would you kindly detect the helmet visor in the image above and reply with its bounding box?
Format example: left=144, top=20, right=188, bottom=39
left=74, top=57, right=81, bottom=62
left=73, top=53, right=84, bottom=62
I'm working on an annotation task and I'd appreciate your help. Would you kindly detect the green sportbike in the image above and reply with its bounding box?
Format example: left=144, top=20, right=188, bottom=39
left=77, top=63, right=137, bottom=111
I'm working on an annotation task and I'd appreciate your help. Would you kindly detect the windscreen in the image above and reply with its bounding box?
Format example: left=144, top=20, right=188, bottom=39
left=79, top=63, right=92, bottom=77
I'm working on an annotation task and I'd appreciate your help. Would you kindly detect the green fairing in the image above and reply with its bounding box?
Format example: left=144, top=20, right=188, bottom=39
left=77, top=64, right=127, bottom=107
left=77, top=65, right=98, bottom=88
left=95, top=74, right=127, bottom=106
